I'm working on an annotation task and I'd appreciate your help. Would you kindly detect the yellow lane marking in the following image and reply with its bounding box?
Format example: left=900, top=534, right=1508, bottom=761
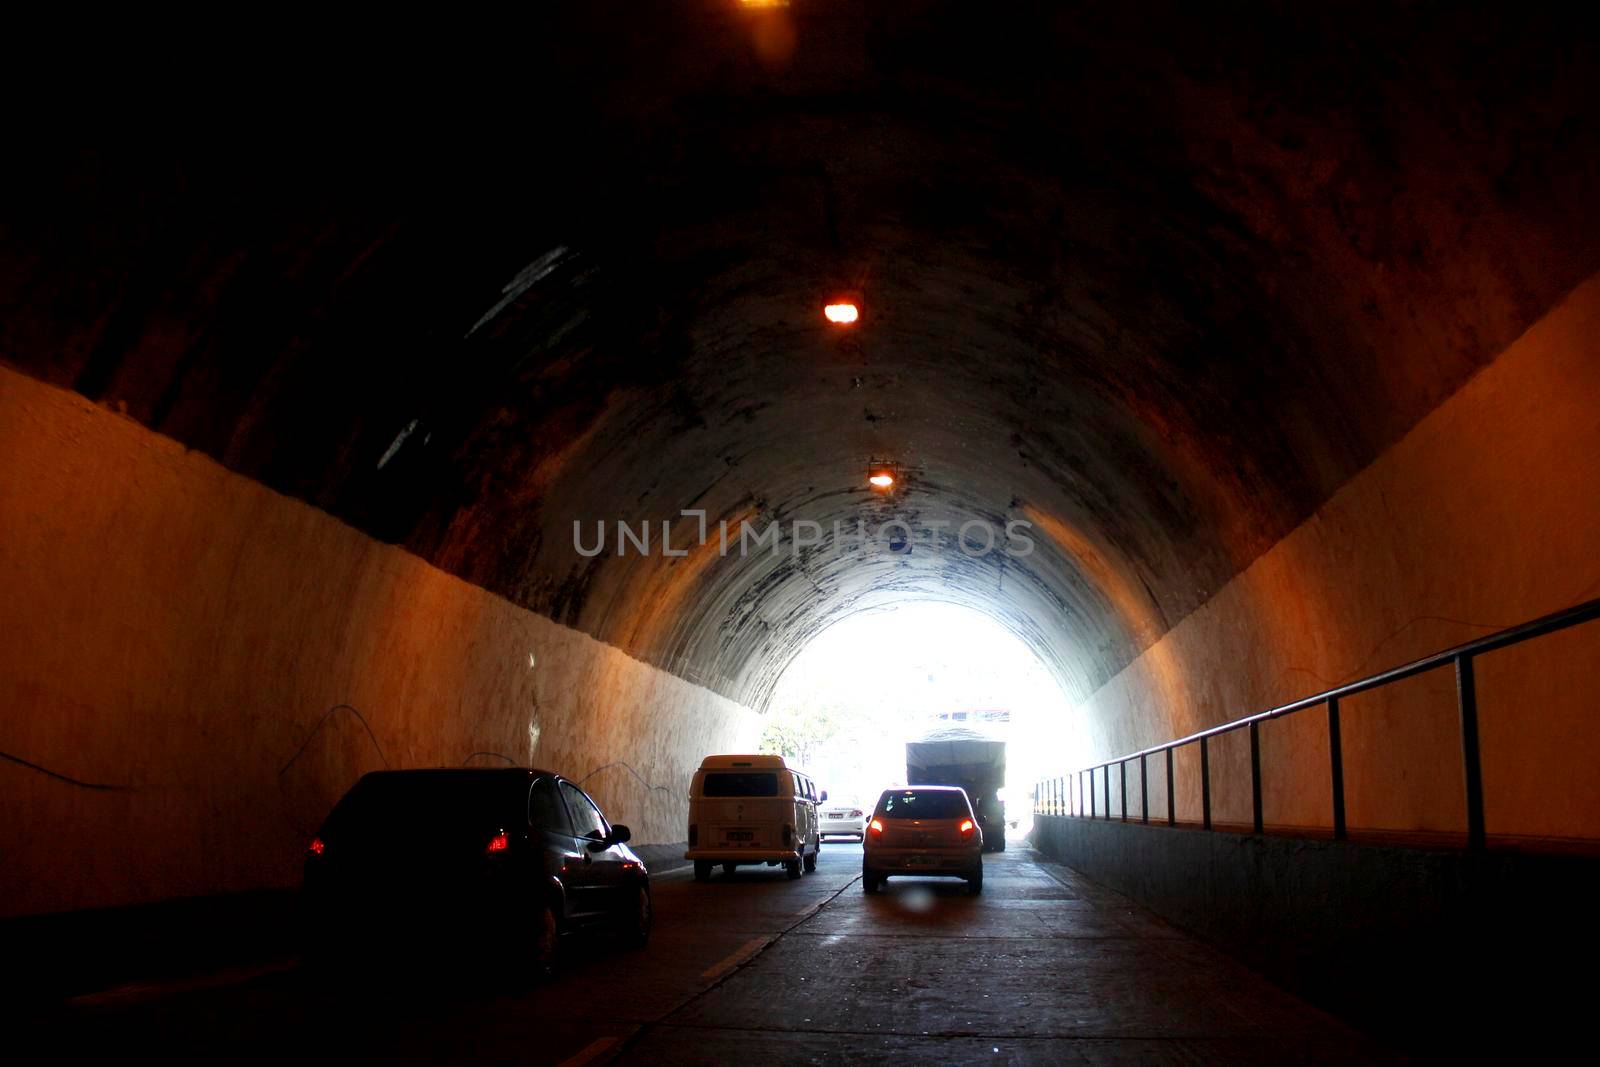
left=699, top=936, right=770, bottom=980
left=64, top=959, right=298, bottom=1007
left=557, top=1036, right=620, bottom=1067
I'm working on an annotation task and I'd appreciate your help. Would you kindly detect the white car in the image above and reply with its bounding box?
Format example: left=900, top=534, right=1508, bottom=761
left=818, top=796, right=868, bottom=841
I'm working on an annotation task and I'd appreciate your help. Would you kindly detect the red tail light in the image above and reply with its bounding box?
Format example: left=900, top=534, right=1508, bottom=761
left=307, top=836, right=325, bottom=856
left=868, top=819, right=884, bottom=836
left=959, top=819, right=975, bottom=838
left=486, top=831, right=510, bottom=854
left=850, top=809, right=863, bottom=818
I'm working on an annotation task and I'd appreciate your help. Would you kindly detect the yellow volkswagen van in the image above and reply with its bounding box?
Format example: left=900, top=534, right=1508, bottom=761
left=685, top=754, right=821, bottom=881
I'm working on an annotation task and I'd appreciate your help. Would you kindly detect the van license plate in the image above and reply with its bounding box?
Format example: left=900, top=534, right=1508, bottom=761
left=726, top=830, right=753, bottom=842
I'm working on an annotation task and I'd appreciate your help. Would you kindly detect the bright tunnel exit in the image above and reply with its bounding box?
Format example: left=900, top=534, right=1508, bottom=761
left=760, top=602, right=1087, bottom=842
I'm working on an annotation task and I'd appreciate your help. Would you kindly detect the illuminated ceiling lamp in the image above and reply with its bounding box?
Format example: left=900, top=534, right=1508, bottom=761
left=824, top=299, right=860, bottom=325
left=867, top=460, right=897, bottom=490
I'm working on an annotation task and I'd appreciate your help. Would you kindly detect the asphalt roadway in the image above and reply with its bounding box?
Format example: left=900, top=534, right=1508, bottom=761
left=26, top=841, right=1389, bottom=1065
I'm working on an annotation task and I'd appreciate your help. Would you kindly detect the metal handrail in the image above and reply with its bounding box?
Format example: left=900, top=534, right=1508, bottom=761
left=1033, top=596, right=1600, bottom=849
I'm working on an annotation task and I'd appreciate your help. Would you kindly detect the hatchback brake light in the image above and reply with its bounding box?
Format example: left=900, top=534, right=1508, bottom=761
left=959, top=819, right=975, bottom=838
left=868, top=819, right=884, bottom=836
left=308, top=836, right=325, bottom=856
left=486, top=831, right=510, bottom=854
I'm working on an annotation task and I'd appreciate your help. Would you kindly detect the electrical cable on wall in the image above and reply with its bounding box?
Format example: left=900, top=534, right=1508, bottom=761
left=278, top=703, right=388, bottom=776
left=0, top=749, right=142, bottom=791
left=577, top=760, right=676, bottom=794
left=462, top=751, right=520, bottom=765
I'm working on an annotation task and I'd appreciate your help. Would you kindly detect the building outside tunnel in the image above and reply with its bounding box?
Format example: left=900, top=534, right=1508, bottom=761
left=2, top=1, right=1599, bottom=1062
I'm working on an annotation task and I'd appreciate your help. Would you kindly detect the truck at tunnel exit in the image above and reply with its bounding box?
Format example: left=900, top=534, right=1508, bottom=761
left=905, top=727, right=1007, bottom=852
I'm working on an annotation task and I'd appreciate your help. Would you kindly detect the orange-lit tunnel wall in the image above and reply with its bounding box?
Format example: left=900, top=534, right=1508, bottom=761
left=0, top=367, right=758, bottom=918
left=1069, top=273, right=1600, bottom=842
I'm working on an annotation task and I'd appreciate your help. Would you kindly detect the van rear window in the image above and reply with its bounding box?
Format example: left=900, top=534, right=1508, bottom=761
left=703, top=772, right=779, bottom=797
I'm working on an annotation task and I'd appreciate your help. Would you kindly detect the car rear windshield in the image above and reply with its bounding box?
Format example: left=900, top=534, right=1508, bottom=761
left=324, top=773, right=524, bottom=835
left=702, top=771, right=780, bottom=797
left=878, top=790, right=970, bottom=819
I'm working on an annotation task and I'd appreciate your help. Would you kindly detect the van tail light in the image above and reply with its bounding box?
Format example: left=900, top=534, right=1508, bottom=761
left=688, top=824, right=698, bottom=846
left=486, top=831, right=510, bottom=854
left=308, top=836, right=326, bottom=857
left=868, top=819, right=884, bottom=836
left=959, top=819, right=976, bottom=839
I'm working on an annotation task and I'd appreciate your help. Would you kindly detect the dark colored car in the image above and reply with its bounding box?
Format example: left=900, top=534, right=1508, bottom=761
left=302, top=768, right=650, bottom=977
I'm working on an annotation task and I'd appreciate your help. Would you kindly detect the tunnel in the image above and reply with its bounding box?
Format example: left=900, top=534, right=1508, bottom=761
left=4, top=2, right=1599, bottom=1062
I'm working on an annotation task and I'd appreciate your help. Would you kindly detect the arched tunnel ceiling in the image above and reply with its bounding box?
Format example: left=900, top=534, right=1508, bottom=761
left=3, top=1, right=1597, bottom=709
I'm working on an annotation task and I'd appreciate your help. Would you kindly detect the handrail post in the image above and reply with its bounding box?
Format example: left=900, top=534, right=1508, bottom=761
left=1328, top=696, right=1346, bottom=840
left=1089, top=767, right=1096, bottom=819
left=1249, top=721, right=1263, bottom=835
left=1119, top=760, right=1127, bottom=822
left=1079, top=771, right=1085, bottom=817
left=1165, top=747, right=1175, bottom=826
left=1456, top=654, right=1486, bottom=850
left=1103, top=764, right=1111, bottom=820
left=1200, top=737, right=1212, bottom=831
left=1140, top=752, right=1149, bottom=824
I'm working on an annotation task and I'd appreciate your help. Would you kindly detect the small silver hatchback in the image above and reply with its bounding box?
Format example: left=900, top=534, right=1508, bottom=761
left=862, top=786, right=983, bottom=895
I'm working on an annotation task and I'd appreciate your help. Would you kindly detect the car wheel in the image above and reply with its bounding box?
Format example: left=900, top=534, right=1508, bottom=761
left=625, top=883, right=651, bottom=948
left=862, top=869, right=880, bottom=894
left=803, top=848, right=818, bottom=873
left=722, top=862, right=738, bottom=877
left=694, top=860, right=712, bottom=882
left=967, top=869, right=984, bottom=895
left=995, top=836, right=1006, bottom=853
left=785, top=858, right=802, bottom=880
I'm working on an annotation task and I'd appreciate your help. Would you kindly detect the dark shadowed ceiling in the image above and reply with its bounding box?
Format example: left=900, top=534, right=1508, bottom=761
left=3, top=0, right=1597, bottom=708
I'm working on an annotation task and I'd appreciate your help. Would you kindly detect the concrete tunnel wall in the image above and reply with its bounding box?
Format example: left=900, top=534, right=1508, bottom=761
left=1070, top=274, right=1600, bottom=840
left=0, top=365, right=758, bottom=918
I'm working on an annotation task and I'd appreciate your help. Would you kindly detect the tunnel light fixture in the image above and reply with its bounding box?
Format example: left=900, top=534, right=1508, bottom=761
left=867, top=459, right=898, bottom=490
left=824, top=301, right=859, bottom=325
left=869, top=472, right=894, bottom=488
